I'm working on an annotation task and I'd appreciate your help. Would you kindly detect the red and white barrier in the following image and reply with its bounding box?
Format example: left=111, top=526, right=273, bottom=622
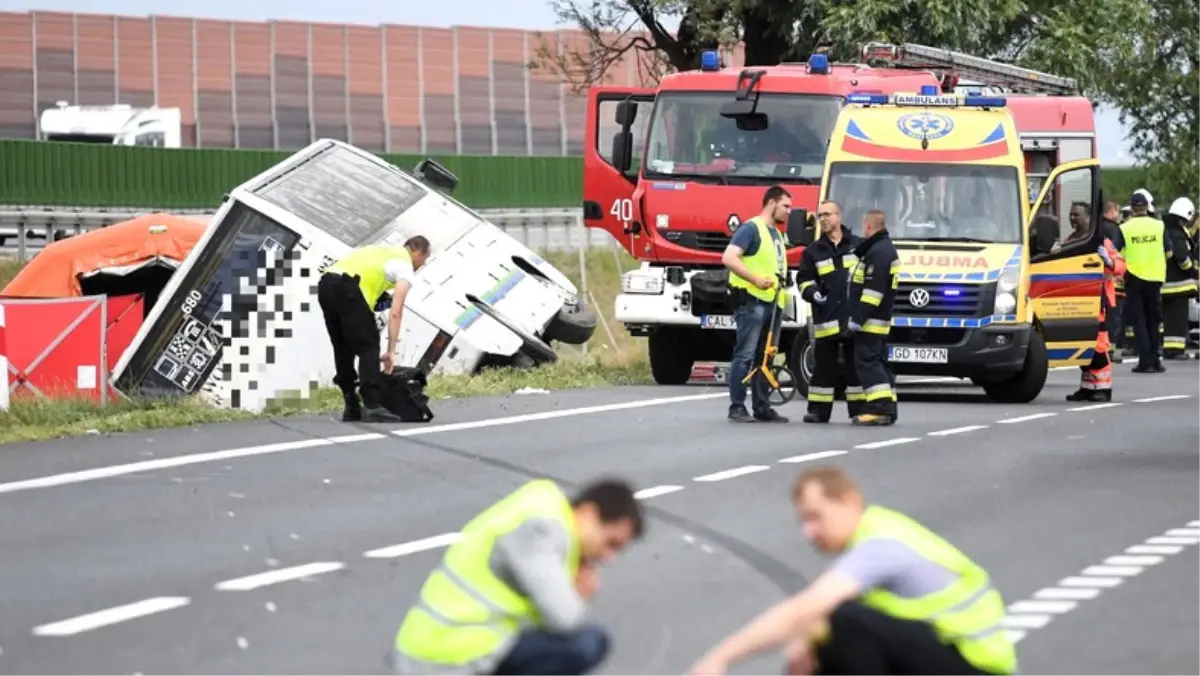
left=0, top=302, right=8, bottom=412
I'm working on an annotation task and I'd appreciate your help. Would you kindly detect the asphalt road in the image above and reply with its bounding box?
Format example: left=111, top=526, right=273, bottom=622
left=0, top=362, right=1197, bottom=675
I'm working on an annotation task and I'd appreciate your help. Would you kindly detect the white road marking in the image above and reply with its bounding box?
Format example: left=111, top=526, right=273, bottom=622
left=1082, top=564, right=1143, bottom=576
left=854, top=438, right=920, bottom=449
left=693, top=465, right=771, bottom=482
left=1190, top=520, right=1200, bottom=527
left=1008, top=599, right=1077, bottom=614
left=927, top=425, right=988, bottom=436
left=214, top=562, right=345, bottom=591
left=1005, top=629, right=1027, bottom=643
left=363, top=533, right=461, bottom=559
left=997, top=413, right=1057, bottom=424
left=1165, top=528, right=1200, bottom=538
left=1104, top=554, right=1164, bottom=566
left=1059, top=575, right=1123, bottom=588
left=1134, top=395, right=1192, bottom=403
left=1001, top=614, right=1052, bottom=629
left=0, top=393, right=727, bottom=496
left=1033, top=587, right=1101, bottom=601
left=1127, top=544, right=1183, bottom=555
left=778, top=450, right=848, bottom=463
left=32, top=597, right=191, bottom=636
left=634, top=485, right=685, bottom=499
left=1147, top=535, right=1200, bottom=545
left=1065, top=402, right=1123, bottom=412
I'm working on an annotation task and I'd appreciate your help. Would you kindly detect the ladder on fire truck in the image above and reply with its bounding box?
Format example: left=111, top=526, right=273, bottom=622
left=860, top=42, right=1078, bottom=96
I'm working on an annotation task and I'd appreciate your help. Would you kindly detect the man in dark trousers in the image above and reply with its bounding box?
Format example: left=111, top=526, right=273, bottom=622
left=1119, top=192, right=1171, bottom=373
left=1161, top=197, right=1197, bottom=359
left=845, top=209, right=899, bottom=426
left=1100, top=200, right=1128, bottom=355
left=795, top=199, right=862, bottom=422
left=318, top=236, right=431, bottom=422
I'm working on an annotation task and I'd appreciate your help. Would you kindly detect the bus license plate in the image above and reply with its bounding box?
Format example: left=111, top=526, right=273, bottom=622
left=700, top=315, right=737, bottom=329
left=889, top=346, right=948, bottom=363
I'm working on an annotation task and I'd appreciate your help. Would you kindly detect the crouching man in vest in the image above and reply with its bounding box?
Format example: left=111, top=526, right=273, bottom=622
left=391, top=478, right=645, bottom=675
left=318, top=236, right=431, bottom=422
left=686, top=466, right=1015, bottom=676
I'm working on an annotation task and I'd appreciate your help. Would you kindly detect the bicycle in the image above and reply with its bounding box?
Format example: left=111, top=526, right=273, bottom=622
left=740, top=273, right=798, bottom=405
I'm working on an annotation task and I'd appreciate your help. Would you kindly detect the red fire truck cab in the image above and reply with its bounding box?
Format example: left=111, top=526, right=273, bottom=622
left=582, top=44, right=1095, bottom=385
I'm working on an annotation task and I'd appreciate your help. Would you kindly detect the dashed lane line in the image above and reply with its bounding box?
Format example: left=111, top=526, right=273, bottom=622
left=693, top=465, right=771, bottom=482
left=32, top=597, right=191, bottom=637
left=778, top=450, right=849, bottom=463
left=1001, top=519, right=1200, bottom=644
left=927, top=425, right=989, bottom=436
left=363, top=533, right=462, bottom=559
left=214, top=562, right=345, bottom=591
left=1065, top=402, right=1124, bottom=412
left=1134, top=395, right=1194, bottom=403
left=634, top=485, right=686, bottom=499
left=997, top=412, right=1058, bottom=424
left=855, top=437, right=920, bottom=449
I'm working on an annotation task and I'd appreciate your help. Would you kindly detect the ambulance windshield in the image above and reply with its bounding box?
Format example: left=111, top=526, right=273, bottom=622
left=642, top=92, right=841, bottom=184
left=826, top=162, right=1023, bottom=243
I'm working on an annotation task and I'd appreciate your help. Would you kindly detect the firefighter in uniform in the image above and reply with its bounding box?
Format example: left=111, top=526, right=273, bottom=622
left=1064, top=203, right=1126, bottom=402
left=1161, top=197, right=1197, bottom=359
left=1119, top=192, right=1171, bottom=373
left=846, top=209, right=899, bottom=426
left=795, top=200, right=862, bottom=422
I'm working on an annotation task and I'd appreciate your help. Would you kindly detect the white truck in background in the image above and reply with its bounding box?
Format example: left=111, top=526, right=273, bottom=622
left=39, top=101, right=182, bottom=148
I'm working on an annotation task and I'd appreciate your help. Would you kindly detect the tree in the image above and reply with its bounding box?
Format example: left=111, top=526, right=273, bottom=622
left=1093, top=0, right=1198, bottom=198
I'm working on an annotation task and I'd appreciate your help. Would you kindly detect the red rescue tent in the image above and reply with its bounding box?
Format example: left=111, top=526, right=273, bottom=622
left=1, top=213, right=208, bottom=313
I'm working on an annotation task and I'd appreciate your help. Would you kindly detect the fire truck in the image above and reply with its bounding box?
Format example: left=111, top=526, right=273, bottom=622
left=582, top=42, right=1094, bottom=385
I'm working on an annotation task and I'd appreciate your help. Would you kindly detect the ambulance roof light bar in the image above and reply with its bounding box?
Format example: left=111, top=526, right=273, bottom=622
left=845, top=91, right=1008, bottom=107
left=859, top=42, right=1078, bottom=95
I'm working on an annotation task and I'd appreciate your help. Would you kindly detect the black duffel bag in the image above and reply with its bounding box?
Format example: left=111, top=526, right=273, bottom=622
left=689, top=269, right=732, bottom=316
left=379, top=366, right=435, bottom=423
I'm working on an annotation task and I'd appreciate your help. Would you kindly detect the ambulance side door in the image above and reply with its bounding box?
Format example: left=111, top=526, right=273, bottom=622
left=1026, top=158, right=1104, bottom=368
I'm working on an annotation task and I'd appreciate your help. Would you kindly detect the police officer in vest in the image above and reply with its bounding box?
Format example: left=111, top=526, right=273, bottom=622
left=722, top=185, right=792, bottom=423
left=1119, top=192, right=1173, bottom=373
left=390, top=477, right=645, bottom=675
left=1161, top=197, right=1197, bottom=359
left=687, top=465, right=1016, bottom=676
left=318, top=236, right=431, bottom=422
left=846, top=209, right=900, bottom=426
left=795, top=199, right=863, bottom=422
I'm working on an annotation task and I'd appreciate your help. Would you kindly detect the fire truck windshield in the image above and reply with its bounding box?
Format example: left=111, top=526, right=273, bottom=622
left=826, top=162, right=1023, bottom=244
left=642, top=92, right=840, bottom=184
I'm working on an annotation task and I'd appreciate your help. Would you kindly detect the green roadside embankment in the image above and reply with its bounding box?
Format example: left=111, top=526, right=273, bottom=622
left=0, top=249, right=651, bottom=444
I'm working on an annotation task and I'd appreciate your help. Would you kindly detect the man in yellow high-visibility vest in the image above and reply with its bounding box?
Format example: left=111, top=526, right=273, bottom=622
left=687, top=466, right=1015, bottom=676
left=318, top=236, right=431, bottom=422
left=1119, top=192, right=1172, bottom=373
left=390, top=477, right=645, bottom=675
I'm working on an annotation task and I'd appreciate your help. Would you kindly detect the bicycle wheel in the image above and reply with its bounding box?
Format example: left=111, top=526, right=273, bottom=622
left=768, top=366, right=798, bottom=405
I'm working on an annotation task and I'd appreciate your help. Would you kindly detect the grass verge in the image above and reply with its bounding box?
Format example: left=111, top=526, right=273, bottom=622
left=0, top=247, right=653, bottom=445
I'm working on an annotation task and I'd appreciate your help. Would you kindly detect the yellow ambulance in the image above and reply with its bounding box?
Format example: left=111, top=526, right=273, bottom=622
left=791, top=89, right=1108, bottom=403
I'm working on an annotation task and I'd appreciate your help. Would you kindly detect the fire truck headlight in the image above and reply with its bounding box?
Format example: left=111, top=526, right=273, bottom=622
left=622, top=270, right=664, bottom=295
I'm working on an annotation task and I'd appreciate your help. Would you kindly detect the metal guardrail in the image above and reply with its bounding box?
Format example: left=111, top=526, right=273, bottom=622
left=0, top=206, right=614, bottom=262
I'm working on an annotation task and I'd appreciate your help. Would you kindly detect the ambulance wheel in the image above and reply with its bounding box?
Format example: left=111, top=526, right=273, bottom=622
left=543, top=300, right=597, bottom=345
left=649, top=328, right=694, bottom=385
left=466, top=294, right=558, bottom=366
left=982, top=331, right=1048, bottom=403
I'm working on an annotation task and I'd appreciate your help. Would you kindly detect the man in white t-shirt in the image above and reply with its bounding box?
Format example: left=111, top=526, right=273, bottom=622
left=319, top=236, right=431, bottom=422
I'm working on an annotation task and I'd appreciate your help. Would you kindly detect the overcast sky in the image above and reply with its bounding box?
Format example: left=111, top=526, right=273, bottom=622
left=3, top=0, right=1135, bottom=165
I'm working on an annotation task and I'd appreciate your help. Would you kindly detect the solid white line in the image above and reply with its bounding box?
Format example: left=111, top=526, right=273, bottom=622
left=1134, top=395, right=1192, bottom=403
left=927, top=425, right=988, bottom=436
left=1147, top=536, right=1200, bottom=545
left=1081, top=564, right=1143, bottom=576
left=997, top=413, right=1057, bottom=424
left=0, top=392, right=728, bottom=497
left=1033, top=587, right=1101, bottom=601
left=693, top=465, right=771, bottom=482
left=1065, top=402, right=1123, bottom=412
left=1127, top=544, right=1183, bottom=555
left=634, top=485, right=685, bottom=500
left=778, top=451, right=848, bottom=463
left=1001, top=614, right=1052, bottom=629
left=392, top=392, right=727, bottom=438
left=1188, top=520, right=1200, bottom=527
left=1104, top=555, right=1164, bottom=566
left=364, top=533, right=461, bottom=559
left=1005, top=629, right=1027, bottom=643
left=854, top=437, right=920, bottom=449
left=1008, top=599, right=1077, bottom=614
left=32, top=597, right=190, bottom=637
left=1165, top=528, right=1200, bottom=538
left=1059, top=575, right=1124, bottom=588
left=215, top=562, right=345, bottom=591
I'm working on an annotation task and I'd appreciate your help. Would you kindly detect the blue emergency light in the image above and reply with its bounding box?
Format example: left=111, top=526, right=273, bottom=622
left=846, top=91, right=890, bottom=105
left=919, top=84, right=939, bottom=96
left=962, top=95, right=1007, bottom=107
left=700, top=50, right=721, bottom=71
left=808, top=53, right=830, bottom=75
left=943, top=288, right=962, bottom=298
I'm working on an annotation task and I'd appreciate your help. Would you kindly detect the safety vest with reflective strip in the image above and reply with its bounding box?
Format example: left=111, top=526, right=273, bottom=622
left=849, top=505, right=1017, bottom=675
left=728, top=216, right=788, bottom=308
left=326, top=244, right=412, bottom=308
left=1119, top=216, right=1167, bottom=282
left=393, top=479, right=580, bottom=669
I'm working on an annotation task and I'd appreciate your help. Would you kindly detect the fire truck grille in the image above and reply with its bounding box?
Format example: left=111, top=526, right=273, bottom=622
left=661, top=231, right=732, bottom=252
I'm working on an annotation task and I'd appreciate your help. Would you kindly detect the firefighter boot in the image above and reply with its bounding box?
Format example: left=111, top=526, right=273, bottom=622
left=1065, top=389, right=1112, bottom=403
left=340, top=386, right=363, bottom=422
left=852, top=413, right=894, bottom=426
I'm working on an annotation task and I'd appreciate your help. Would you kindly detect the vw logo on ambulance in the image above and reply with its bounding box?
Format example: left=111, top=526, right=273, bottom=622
left=908, top=288, right=931, bottom=308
